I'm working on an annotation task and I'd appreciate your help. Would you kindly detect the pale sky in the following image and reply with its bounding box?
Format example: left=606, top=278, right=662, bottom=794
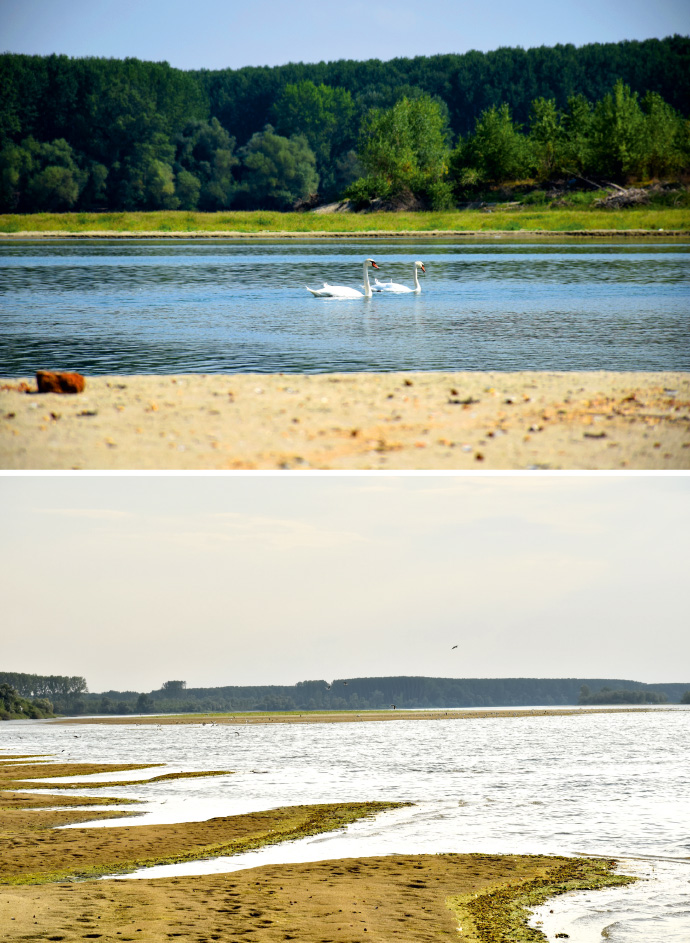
left=1, top=0, right=688, bottom=70
left=1, top=474, right=687, bottom=692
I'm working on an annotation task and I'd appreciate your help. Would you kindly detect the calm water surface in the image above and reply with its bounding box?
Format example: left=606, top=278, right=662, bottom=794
left=1, top=239, right=689, bottom=374
left=2, top=710, right=688, bottom=941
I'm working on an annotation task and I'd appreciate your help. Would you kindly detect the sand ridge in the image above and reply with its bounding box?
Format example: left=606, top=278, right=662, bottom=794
left=55, top=705, right=681, bottom=726
left=0, top=757, right=403, bottom=885
left=0, top=853, right=632, bottom=943
left=0, top=753, right=634, bottom=941
left=2, top=370, right=688, bottom=469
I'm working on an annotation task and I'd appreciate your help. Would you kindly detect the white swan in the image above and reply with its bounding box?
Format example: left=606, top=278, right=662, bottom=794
left=374, top=260, right=425, bottom=293
left=306, top=259, right=380, bottom=298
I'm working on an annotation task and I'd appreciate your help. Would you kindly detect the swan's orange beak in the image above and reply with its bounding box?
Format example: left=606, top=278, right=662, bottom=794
left=420, top=264, right=426, bottom=273
left=371, top=261, right=380, bottom=268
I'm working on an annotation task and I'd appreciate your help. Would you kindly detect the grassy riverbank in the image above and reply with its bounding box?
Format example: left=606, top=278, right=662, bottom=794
left=1, top=207, right=689, bottom=235
left=1, top=752, right=633, bottom=942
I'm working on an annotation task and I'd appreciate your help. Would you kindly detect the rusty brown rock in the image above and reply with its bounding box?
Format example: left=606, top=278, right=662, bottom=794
left=35, top=371, right=86, bottom=394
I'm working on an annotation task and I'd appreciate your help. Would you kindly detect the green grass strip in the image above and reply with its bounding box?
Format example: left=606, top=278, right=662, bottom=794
left=0, top=208, right=688, bottom=234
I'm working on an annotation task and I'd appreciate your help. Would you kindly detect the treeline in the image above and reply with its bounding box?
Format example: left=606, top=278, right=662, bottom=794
left=0, top=672, right=87, bottom=698
left=0, top=672, right=87, bottom=716
left=2, top=672, right=687, bottom=717
left=53, top=676, right=690, bottom=716
left=577, top=685, right=668, bottom=705
left=0, top=683, right=54, bottom=720
left=0, top=36, right=688, bottom=213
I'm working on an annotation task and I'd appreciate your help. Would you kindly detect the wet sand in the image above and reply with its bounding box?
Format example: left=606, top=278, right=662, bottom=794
left=1, top=758, right=402, bottom=884
left=0, top=852, right=629, bottom=943
left=2, top=370, right=688, bottom=469
left=0, top=755, right=632, bottom=942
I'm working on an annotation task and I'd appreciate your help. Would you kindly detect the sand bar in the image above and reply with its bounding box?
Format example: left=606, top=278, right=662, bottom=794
left=1, top=754, right=632, bottom=942
left=55, top=705, right=680, bottom=726
left=2, top=370, right=688, bottom=469
left=0, top=853, right=631, bottom=943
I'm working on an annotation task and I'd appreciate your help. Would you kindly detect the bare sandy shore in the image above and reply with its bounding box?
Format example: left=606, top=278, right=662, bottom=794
left=56, top=706, right=676, bottom=726
left=1, top=755, right=631, bottom=943
left=2, top=371, right=688, bottom=469
left=1, top=853, right=629, bottom=943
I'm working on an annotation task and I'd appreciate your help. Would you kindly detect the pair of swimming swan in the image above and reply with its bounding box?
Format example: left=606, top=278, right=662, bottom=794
left=306, top=259, right=425, bottom=298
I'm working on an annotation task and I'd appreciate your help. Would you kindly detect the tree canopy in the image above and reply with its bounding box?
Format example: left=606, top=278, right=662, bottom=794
left=0, top=37, right=688, bottom=212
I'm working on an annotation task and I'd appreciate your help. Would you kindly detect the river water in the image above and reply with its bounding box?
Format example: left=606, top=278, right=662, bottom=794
left=1, top=239, right=689, bottom=375
left=2, top=709, right=688, bottom=941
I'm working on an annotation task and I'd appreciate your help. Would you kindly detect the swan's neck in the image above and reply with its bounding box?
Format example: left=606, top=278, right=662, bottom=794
left=362, top=260, right=372, bottom=297
left=413, top=265, right=420, bottom=291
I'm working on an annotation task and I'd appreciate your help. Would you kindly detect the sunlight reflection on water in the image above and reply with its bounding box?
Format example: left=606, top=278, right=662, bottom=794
left=3, top=709, right=689, bottom=941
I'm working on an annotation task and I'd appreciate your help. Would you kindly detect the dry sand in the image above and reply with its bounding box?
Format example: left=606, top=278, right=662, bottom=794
left=2, top=370, right=688, bottom=469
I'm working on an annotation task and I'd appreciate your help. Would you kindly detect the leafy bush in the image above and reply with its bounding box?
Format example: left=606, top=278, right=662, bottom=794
left=345, top=95, right=452, bottom=207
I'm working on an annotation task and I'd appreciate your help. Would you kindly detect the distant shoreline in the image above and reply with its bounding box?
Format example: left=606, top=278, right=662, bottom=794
left=1, top=229, right=689, bottom=239
left=55, top=705, right=684, bottom=725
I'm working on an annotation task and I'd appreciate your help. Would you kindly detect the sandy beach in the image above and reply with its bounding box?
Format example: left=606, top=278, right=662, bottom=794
left=1, top=753, right=632, bottom=942
left=1, top=853, right=628, bottom=943
left=2, top=370, right=688, bottom=469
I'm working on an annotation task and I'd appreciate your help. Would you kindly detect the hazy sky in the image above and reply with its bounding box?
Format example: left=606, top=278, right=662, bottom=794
left=1, top=474, right=687, bottom=692
left=1, top=0, right=688, bottom=70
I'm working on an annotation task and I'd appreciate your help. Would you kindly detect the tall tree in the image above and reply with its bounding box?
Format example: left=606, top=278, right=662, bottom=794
left=640, top=92, right=686, bottom=177
left=272, top=80, right=355, bottom=196
left=174, top=118, right=239, bottom=209
left=452, top=104, right=532, bottom=186
left=529, top=97, right=564, bottom=180
left=348, top=94, right=453, bottom=208
left=238, top=125, right=319, bottom=209
left=591, top=80, right=646, bottom=179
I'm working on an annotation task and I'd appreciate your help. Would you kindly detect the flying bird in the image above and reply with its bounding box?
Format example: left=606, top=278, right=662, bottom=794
left=451, top=645, right=458, bottom=650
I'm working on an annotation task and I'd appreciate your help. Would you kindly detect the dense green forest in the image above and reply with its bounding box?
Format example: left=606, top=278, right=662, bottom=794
left=2, top=672, right=687, bottom=716
left=1, top=36, right=689, bottom=214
